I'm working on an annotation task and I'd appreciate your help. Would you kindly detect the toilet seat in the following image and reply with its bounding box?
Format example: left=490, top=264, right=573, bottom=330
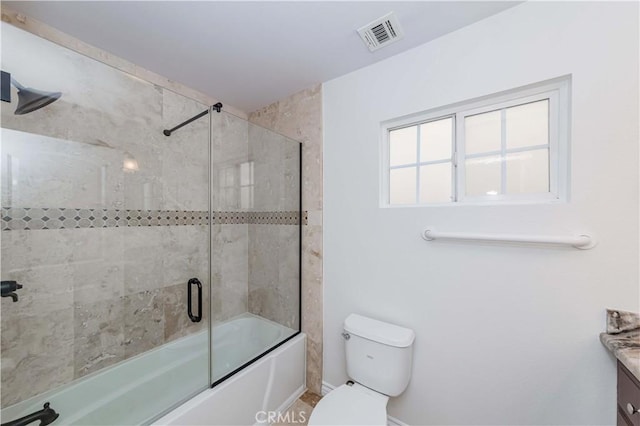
left=308, top=383, right=388, bottom=425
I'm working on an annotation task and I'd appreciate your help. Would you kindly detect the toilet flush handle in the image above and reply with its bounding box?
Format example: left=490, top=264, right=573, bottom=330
left=341, top=332, right=351, bottom=340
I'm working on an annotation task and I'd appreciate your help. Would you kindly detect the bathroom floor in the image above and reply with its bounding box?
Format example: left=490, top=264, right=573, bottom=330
left=273, top=391, right=322, bottom=425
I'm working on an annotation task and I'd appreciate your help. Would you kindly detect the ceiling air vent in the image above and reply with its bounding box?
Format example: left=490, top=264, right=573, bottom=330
left=357, top=12, right=404, bottom=52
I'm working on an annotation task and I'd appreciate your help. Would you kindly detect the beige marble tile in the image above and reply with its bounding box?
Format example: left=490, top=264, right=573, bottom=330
left=302, top=224, right=323, bottom=393
left=74, top=297, right=125, bottom=378
left=123, top=289, right=164, bottom=359
left=249, top=124, right=286, bottom=212
left=249, top=85, right=323, bottom=394
left=71, top=228, right=125, bottom=304
left=0, top=129, right=125, bottom=210
left=248, top=225, right=280, bottom=292
left=211, top=111, right=250, bottom=163
left=161, top=225, right=210, bottom=286
left=1, top=228, right=74, bottom=272
left=161, top=90, right=209, bottom=211
left=299, top=391, right=322, bottom=408
left=0, top=308, right=74, bottom=408
left=247, top=223, right=300, bottom=330
left=279, top=225, right=302, bottom=329
left=211, top=224, right=249, bottom=322
left=211, top=112, right=250, bottom=211
left=124, top=139, right=165, bottom=211
left=123, top=227, right=166, bottom=295
left=248, top=85, right=322, bottom=212
left=0, top=262, right=74, bottom=317
left=162, top=282, right=208, bottom=343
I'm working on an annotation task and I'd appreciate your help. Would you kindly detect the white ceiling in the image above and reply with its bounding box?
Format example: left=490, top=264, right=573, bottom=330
left=5, top=1, right=522, bottom=112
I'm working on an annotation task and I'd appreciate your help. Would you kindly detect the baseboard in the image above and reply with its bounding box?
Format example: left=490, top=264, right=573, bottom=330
left=320, top=381, right=408, bottom=426
left=321, top=381, right=333, bottom=396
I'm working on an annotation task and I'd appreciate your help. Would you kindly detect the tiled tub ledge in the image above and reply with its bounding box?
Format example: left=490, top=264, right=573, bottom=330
left=600, top=309, right=640, bottom=381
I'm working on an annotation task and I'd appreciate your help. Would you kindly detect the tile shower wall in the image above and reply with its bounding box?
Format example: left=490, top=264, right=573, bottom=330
left=0, top=23, right=209, bottom=408
left=211, top=112, right=249, bottom=323
left=210, top=113, right=301, bottom=330
left=247, top=124, right=301, bottom=330
left=249, top=85, right=323, bottom=394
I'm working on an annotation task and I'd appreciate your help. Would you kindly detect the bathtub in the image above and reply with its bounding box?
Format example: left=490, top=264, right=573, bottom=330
left=211, top=313, right=298, bottom=384
left=0, top=313, right=304, bottom=426
left=155, top=328, right=305, bottom=426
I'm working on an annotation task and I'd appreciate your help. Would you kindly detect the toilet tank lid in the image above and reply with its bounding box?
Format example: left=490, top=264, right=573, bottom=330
left=344, top=314, right=415, bottom=348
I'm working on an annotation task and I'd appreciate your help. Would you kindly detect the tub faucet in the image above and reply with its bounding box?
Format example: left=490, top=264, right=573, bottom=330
left=1, top=281, right=23, bottom=302
left=1, top=402, right=59, bottom=426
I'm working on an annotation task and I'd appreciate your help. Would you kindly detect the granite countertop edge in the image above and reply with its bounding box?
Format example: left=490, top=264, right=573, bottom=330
left=600, top=329, right=640, bottom=381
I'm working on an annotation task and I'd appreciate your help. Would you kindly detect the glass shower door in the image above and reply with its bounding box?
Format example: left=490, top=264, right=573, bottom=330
left=0, top=22, right=210, bottom=425
left=209, top=111, right=301, bottom=385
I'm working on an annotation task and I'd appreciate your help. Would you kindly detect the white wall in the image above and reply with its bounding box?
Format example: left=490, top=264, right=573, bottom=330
left=323, top=2, right=639, bottom=424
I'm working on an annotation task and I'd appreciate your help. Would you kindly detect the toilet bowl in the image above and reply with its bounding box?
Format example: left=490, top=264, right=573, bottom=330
left=308, top=314, right=415, bottom=425
left=308, top=383, right=388, bottom=425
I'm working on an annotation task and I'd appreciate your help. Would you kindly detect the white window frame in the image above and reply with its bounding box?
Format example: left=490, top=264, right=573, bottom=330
left=380, top=76, right=570, bottom=207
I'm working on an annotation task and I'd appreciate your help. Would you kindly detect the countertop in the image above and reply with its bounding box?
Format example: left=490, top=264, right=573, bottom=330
left=600, top=309, right=640, bottom=381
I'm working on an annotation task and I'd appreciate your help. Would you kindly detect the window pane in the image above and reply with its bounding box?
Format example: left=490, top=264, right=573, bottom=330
left=389, top=126, right=417, bottom=166
left=465, top=110, right=501, bottom=155
left=420, top=117, right=452, bottom=162
left=506, top=149, right=549, bottom=194
left=506, top=100, right=549, bottom=149
left=465, top=155, right=501, bottom=197
left=390, top=167, right=416, bottom=204
left=420, top=163, right=452, bottom=203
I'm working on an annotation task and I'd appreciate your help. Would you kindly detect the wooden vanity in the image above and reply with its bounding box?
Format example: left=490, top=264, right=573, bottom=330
left=618, top=360, right=640, bottom=425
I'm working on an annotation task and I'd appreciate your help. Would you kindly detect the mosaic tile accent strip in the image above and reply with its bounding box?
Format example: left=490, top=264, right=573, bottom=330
left=247, top=211, right=302, bottom=225
left=1, top=208, right=303, bottom=231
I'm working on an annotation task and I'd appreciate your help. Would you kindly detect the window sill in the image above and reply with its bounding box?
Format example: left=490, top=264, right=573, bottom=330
left=380, top=198, right=566, bottom=208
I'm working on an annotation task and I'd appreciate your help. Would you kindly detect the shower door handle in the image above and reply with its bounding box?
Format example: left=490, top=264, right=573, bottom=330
left=187, top=278, right=202, bottom=323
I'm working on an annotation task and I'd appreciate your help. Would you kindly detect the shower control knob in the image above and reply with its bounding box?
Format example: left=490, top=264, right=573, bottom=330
left=341, top=332, right=350, bottom=340
left=627, top=403, right=639, bottom=416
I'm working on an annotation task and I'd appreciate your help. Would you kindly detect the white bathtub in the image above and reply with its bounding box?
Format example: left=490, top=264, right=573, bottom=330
left=0, top=313, right=304, bottom=426
left=211, top=314, right=297, bottom=383
left=155, top=329, right=305, bottom=426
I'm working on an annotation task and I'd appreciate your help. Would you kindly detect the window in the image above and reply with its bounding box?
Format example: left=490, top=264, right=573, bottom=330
left=382, top=77, right=570, bottom=206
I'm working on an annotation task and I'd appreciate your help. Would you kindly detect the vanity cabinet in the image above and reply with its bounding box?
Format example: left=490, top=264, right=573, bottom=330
left=618, top=361, right=640, bottom=426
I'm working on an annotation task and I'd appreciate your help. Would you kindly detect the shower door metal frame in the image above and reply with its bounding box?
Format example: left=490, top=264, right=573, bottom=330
left=207, top=105, right=214, bottom=389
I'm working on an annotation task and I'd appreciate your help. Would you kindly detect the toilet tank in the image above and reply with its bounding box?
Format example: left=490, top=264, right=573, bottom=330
left=343, top=314, right=415, bottom=397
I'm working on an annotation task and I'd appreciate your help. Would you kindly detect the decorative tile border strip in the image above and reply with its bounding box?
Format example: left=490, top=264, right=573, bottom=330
left=246, top=211, right=302, bottom=225
left=1, top=208, right=303, bottom=231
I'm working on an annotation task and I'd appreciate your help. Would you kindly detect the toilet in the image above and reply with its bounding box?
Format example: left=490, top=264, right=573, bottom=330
left=308, top=314, right=415, bottom=425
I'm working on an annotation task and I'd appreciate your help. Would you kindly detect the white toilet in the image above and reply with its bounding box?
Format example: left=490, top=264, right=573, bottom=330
left=308, top=314, right=415, bottom=425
